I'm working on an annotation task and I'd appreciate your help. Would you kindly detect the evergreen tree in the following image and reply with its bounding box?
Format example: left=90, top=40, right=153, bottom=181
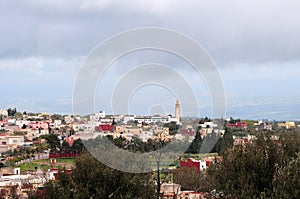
left=215, top=127, right=234, bottom=153
left=185, top=131, right=203, bottom=154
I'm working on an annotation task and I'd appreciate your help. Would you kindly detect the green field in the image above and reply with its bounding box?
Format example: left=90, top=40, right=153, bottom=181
left=18, top=163, right=59, bottom=171
left=33, top=157, right=76, bottom=164
left=55, top=157, right=76, bottom=164
left=182, top=153, right=219, bottom=160
left=17, top=158, right=76, bottom=172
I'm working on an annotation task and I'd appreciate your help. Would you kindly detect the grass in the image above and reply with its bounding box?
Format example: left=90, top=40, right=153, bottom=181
left=18, top=162, right=61, bottom=171
left=17, top=158, right=75, bottom=172
left=182, top=153, right=219, bottom=160
left=55, top=157, right=76, bottom=164
left=32, top=157, right=76, bottom=164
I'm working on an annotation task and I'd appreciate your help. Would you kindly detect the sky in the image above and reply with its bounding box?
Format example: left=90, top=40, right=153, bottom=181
left=1, top=0, right=300, bottom=120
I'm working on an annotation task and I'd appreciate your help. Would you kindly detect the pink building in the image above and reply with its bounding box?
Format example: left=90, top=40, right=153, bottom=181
left=28, top=121, right=49, bottom=130
left=227, top=122, right=247, bottom=129
left=0, top=120, right=7, bottom=129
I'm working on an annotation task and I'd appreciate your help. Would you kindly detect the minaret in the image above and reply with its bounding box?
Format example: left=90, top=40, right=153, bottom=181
left=175, top=99, right=180, bottom=120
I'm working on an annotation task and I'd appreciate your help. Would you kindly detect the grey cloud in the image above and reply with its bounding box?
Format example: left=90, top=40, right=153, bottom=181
left=1, top=0, right=300, bottom=119
left=1, top=0, right=300, bottom=66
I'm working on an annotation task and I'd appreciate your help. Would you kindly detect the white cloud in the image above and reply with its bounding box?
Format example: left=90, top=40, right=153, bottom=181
left=0, top=57, right=45, bottom=76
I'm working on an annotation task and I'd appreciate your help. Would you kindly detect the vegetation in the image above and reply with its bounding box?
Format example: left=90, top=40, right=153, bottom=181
left=50, top=114, right=63, bottom=121
left=208, top=131, right=300, bottom=198
left=173, top=167, right=211, bottom=192
left=185, top=131, right=203, bottom=153
left=186, top=128, right=233, bottom=154
left=163, top=122, right=179, bottom=135
left=40, top=134, right=61, bottom=152
left=61, top=139, right=85, bottom=154
left=2, top=113, right=299, bottom=198
left=18, top=158, right=75, bottom=171
left=107, top=135, right=168, bottom=153
left=273, top=152, right=300, bottom=198
left=19, top=162, right=56, bottom=171
left=30, top=153, right=157, bottom=199
left=215, top=128, right=234, bottom=154
left=7, top=107, right=17, bottom=117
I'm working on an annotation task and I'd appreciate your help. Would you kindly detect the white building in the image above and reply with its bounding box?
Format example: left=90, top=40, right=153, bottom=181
left=49, top=120, right=62, bottom=129
left=123, top=115, right=179, bottom=124
left=139, top=131, right=154, bottom=142
left=0, top=135, right=24, bottom=150
left=90, top=111, right=106, bottom=121
left=64, top=116, right=74, bottom=124
left=16, top=120, right=31, bottom=128
left=73, top=123, right=96, bottom=132
left=123, top=115, right=135, bottom=123
left=7, top=136, right=24, bottom=146
left=7, top=119, right=16, bottom=124
left=199, top=122, right=218, bottom=128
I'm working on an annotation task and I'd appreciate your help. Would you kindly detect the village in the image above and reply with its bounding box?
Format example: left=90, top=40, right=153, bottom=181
left=0, top=103, right=299, bottom=198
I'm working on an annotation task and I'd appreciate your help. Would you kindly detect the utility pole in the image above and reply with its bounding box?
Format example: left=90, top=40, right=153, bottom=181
left=157, top=160, right=160, bottom=197
left=154, top=131, right=166, bottom=199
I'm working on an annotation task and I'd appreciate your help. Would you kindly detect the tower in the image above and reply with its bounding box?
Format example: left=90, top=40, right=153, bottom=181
left=175, top=99, right=180, bottom=120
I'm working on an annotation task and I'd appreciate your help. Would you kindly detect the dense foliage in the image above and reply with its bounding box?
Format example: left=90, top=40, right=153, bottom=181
left=209, top=131, right=300, bottom=198
left=30, top=126, right=300, bottom=198
left=186, top=128, right=233, bottom=154
left=31, top=153, right=157, bottom=199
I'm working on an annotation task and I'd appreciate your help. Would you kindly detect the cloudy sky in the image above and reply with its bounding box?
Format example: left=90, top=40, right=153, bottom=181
left=1, top=0, right=300, bottom=120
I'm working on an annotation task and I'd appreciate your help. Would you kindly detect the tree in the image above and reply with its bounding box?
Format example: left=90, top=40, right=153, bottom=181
left=62, top=140, right=71, bottom=153
left=209, top=134, right=284, bottom=198
left=50, top=114, right=62, bottom=121
left=185, top=131, right=203, bottom=154
left=273, top=152, right=300, bottom=198
left=33, top=153, right=157, bottom=198
left=69, top=128, right=76, bottom=136
left=41, top=134, right=61, bottom=152
left=7, top=108, right=17, bottom=117
left=215, top=127, right=233, bottom=154
left=71, top=139, right=85, bottom=153
left=200, top=131, right=218, bottom=153
left=164, top=122, right=179, bottom=135
left=35, top=142, right=50, bottom=153
left=14, top=112, right=23, bottom=119
left=112, top=118, right=116, bottom=126
left=199, top=117, right=211, bottom=124
left=173, top=167, right=212, bottom=192
left=278, top=131, right=300, bottom=161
